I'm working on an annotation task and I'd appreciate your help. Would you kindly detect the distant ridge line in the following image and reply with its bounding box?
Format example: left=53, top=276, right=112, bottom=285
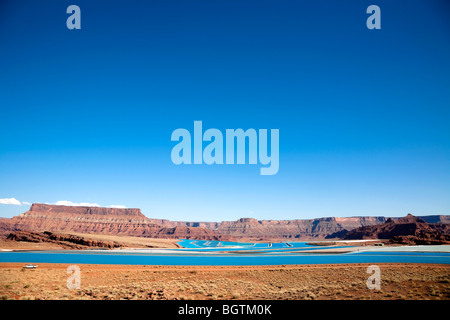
left=2, top=204, right=448, bottom=241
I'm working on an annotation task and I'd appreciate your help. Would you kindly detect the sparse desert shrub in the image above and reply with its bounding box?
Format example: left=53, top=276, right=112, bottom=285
left=232, top=293, right=241, bottom=299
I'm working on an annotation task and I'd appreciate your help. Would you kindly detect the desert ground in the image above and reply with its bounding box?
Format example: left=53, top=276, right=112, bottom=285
left=0, top=233, right=180, bottom=251
left=0, top=263, right=448, bottom=300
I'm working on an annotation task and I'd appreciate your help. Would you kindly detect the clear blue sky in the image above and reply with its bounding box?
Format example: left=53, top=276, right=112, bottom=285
left=1, top=0, right=449, bottom=220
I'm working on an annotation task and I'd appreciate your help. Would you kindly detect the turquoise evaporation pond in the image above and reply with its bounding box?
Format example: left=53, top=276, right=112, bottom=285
left=1, top=251, right=450, bottom=265
left=176, top=239, right=315, bottom=250
left=0, top=239, right=449, bottom=265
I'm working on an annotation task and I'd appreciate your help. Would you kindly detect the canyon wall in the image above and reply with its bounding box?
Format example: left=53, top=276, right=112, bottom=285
left=150, top=216, right=388, bottom=239
left=8, top=203, right=223, bottom=240
left=1, top=204, right=448, bottom=241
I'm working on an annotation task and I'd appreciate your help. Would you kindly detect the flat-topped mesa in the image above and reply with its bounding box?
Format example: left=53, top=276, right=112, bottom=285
left=10, top=203, right=227, bottom=240
left=28, top=203, right=145, bottom=219
left=237, top=218, right=260, bottom=224
left=12, top=203, right=158, bottom=235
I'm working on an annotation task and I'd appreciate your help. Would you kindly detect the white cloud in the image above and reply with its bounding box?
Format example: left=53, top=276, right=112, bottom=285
left=54, top=200, right=101, bottom=207
left=0, top=198, right=126, bottom=208
left=52, top=200, right=126, bottom=208
left=0, top=198, right=22, bottom=205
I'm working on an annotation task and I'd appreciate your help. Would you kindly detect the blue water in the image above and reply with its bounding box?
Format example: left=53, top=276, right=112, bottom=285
left=2, top=240, right=449, bottom=266
left=0, top=251, right=449, bottom=265
left=177, top=239, right=254, bottom=249
left=176, top=239, right=318, bottom=251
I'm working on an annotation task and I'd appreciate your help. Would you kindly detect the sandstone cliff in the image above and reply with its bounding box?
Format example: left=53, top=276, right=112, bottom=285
left=150, top=216, right=388, bottom=239
left=8, top=203, right=224, bottom=240
left=150, top=215, right=450, bottom=240
left=2, top=204, right=449, bottom=242
left=342, top=214, right=450, bottom=244
left=7, top=230, right=126, bottom=249
left=0, top=217, right=14, bottom=236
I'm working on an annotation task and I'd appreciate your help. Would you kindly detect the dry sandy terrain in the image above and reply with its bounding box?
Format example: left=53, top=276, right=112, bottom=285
left=0, top=234, right=180, bottom=251
left=0, top=263, right=448, bottom=300
left=65, top=232, right=181, bottom=249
